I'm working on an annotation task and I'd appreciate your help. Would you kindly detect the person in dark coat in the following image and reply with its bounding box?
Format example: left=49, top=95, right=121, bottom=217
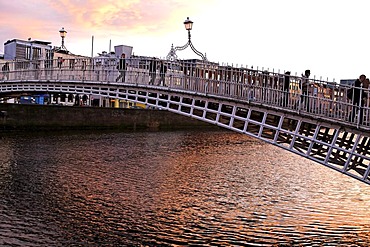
left=158, top=60, right=167, bottom=86
left=116, top=53, right=126, bottom=82
left=283, top=71, right=290, bottom=107
left=348, top=74, right=367, bottom=123
left=2, top=62, right=10, bottom=80
left=300, top=69, right=311, bottom=111
left=149, top=57, right=157, bottom=85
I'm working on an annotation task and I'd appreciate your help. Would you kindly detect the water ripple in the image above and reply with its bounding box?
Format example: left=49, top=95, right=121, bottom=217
left=0, top=130, right=370, bottom=246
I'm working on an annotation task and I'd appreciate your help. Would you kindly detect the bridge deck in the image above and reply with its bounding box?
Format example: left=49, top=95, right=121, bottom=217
left=1, top=57, right=369, bottom=184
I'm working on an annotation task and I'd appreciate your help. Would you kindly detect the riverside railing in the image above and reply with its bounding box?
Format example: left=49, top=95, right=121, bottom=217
left=0, top=57, right=369, bottom=128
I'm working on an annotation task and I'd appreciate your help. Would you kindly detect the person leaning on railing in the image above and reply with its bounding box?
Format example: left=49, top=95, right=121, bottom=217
left=347, top=74, right=367, bottom=124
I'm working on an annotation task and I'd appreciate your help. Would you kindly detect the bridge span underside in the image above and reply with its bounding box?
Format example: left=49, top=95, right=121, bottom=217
left=164, top=89, right=370, bottom=185
left=1, top=81, right=369, bottom=185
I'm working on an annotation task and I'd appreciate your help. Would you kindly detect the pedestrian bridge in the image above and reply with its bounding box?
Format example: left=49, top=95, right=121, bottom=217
left=1, top=57, right=370, bottom=185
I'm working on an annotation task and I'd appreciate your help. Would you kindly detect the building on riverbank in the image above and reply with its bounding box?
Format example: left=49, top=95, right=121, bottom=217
left=1, top=37, right=145, bottom=109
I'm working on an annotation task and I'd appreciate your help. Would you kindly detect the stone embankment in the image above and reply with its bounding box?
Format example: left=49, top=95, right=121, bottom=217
left=0, top=104, right=216, bottom=132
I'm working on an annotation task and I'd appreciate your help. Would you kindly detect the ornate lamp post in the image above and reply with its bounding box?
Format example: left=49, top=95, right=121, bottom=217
left=167, top=17, right=207, bottom=61
left=59, top=27, right=68, bottom=51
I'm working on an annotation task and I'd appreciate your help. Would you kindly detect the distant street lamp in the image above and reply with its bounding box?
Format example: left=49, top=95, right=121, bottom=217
left=184, top=17, right=193, bottom=31
left=59, top=27, right=68, bottom=51
left=167, top=17, right=207, bottom=61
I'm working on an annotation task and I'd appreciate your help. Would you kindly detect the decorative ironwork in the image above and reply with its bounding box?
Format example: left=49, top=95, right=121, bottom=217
left=2, top=58, right=370, bottom=185
left=167, top=17, right=207, bottom=61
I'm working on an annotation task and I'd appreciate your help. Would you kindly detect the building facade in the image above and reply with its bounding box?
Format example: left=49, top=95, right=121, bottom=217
left=4, top=39, right=53, bottom=61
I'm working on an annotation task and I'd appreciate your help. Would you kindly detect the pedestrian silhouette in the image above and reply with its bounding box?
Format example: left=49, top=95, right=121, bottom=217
left=348, top=74, right=367, bottom=124
left=158, top=60, right=167, bottom=86
left=149, top=57, right=157, bottom=85
left=283, top=71, right=291, bottom=107
left=300, top=69, right=311, bottom=111
left=2, top=62, right=10, bottom=80
left=57, top=57, right=64, bottom=68
left=116, top=53, right=126, bottom=82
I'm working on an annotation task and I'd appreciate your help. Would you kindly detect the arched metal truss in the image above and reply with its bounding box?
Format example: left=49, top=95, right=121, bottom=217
left=1, top=80, right=370, bottom=185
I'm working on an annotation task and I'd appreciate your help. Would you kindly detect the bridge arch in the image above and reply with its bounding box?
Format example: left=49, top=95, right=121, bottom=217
left=1, top=57, right=369, bottom=185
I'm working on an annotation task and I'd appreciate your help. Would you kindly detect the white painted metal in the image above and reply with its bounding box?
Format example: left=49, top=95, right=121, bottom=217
left=0, top=57, right=370, bottom=185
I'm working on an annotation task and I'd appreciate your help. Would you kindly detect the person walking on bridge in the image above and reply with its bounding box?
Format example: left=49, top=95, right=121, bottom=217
left=158, top=60, right=167, bottom=86
left=149, top=57, right=158, bottom=85
left=283, top=71, right=291, bottom=107
left=300, top=69, right=311, bottom=111
left=1, top=62, right=10, bottom=80
left=116, top=53, right=126, bottom=82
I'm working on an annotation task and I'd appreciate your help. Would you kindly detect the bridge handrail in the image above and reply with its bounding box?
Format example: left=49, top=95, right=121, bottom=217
left=0, top=57, right=369, bottom=129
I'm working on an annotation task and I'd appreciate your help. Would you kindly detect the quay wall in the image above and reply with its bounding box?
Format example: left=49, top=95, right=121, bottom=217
left=0, top=104, right=217, bottom=132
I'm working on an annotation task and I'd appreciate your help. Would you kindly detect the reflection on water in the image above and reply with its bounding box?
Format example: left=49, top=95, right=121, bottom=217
left=0, top=129, right=370, bottom=246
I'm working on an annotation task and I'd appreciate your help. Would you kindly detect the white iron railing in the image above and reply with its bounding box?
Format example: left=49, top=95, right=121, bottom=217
left=1, top=57, right=369, bottom=129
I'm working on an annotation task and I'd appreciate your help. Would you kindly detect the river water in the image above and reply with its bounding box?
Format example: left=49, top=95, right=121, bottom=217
left=0, top=129, right=370, bottom=246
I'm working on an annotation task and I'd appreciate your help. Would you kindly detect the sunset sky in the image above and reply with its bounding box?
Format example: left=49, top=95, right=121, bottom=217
left=0, top=0, right=369, bottom=81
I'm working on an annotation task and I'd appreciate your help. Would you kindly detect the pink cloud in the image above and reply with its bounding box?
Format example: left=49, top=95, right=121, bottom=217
left=0, top=0, right=214, bottom=55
